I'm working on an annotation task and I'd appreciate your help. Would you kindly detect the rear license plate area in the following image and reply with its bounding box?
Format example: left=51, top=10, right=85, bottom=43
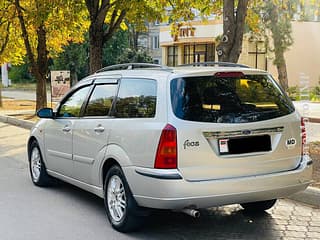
left=218, top=135, right=271, bottom=155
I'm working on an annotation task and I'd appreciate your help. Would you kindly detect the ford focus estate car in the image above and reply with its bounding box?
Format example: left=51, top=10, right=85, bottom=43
left=28, top=62, right=313, bottom=232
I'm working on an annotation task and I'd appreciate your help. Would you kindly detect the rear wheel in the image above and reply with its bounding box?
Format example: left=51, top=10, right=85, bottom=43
left=104, top=165, right=144, bottom=232
left=28, top=141, right=51, bottom=187
left=240, top=199, right=277, bottom=212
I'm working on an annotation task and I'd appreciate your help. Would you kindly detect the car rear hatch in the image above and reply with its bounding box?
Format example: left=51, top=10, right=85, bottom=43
left=169, top=71, right=301, bottom=181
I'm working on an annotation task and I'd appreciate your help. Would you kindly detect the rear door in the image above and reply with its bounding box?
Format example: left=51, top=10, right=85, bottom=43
left=72, top=78, right=118, bottom=184
left=169, top=72, right=301, bottom=181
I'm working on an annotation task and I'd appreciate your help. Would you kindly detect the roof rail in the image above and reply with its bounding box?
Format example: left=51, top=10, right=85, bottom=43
left=95, top=63, right=172, bottom=73
left=178, top=61, right=250, bottom=68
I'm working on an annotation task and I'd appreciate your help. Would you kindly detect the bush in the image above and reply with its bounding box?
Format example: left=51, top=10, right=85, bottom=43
left=8, top=63, right=35, bottom=83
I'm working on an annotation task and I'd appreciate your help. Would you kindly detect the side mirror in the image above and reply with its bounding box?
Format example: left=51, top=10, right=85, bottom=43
left=37, top=108, right=54, bottom=119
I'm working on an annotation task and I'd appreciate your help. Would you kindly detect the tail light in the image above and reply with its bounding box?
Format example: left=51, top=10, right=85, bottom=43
left=301, top=117, right=307, bottom=155
left=154, top=124, right=177, bottom=169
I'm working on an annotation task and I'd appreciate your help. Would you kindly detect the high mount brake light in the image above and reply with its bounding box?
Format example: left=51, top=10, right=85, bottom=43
left=214, top=72, right=245, bottom=78
left=154, top=124, right=177, bottom=169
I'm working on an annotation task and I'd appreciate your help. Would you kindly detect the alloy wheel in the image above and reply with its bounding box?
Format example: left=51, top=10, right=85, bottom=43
left=30, top=147, right=41, bottom=182
left=107, top=175, right=127, bottom=222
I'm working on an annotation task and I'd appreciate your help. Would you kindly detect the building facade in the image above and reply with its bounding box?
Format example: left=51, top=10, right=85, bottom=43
left=145, top=19, right=319, bottom=87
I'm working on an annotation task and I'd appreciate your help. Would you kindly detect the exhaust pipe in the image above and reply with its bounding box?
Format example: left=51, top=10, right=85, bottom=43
left=180, top=208, right=200, bottom=218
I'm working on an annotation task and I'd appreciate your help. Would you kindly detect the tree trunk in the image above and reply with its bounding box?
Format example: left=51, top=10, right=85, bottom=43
left=277, top=58, right=289, bottom=91
left=35, top=24, right=47, bottom=110
left=216, top=0, right=249, bottom=63
left=15, top=0, right=47, bottom=111
left=269, top=3, right=290, bottom=91
left=89, top=23, right=104, bottom=74
left=85, top=0, right=127, bottom=74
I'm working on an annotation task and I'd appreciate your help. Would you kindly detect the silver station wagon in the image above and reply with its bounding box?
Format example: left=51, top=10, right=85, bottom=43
left=28, top=62, right=313, bottom=232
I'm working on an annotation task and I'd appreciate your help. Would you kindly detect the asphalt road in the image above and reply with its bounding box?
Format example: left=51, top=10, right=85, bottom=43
left=1, top=89, right=51, bottom=101
left=0, top=122, right=320, bottom=240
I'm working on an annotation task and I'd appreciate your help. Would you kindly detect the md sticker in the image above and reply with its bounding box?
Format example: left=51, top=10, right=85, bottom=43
left=286, top=138, right=296, bottom=149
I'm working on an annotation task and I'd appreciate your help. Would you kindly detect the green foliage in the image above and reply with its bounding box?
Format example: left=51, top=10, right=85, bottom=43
left=8, top=63, right=35, bottom=83
left=116, top=48, right=153, bottom=64
left=287, top=85, right=320, bottom=102
left=103, top=30, right=130, bottom=66
left=51, top=29, right=147, bottom=79
left=52, top=41, right=89, bottom=80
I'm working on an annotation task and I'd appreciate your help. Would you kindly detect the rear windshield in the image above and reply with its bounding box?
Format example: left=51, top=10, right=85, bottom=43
left=170, top=74, right=295, bottom=123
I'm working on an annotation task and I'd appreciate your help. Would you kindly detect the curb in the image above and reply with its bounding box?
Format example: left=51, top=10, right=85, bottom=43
left=288, top=187, right=320, bottom=208
left=0, top=114, right=34, bottom=130
left=0, top=114, right=319, bottom=208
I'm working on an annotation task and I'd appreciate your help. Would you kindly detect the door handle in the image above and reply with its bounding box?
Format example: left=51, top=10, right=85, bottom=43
left=62, top=126, right=71, bottom=133
left=94, top=125, right=105, bottom=133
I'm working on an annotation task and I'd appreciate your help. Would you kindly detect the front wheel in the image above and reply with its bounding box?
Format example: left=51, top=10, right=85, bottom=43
left=104, top=165, right=143, bottom=232
left=240, top=199, right=277, bottom=212
left=28, top=141, right=51, bottom=187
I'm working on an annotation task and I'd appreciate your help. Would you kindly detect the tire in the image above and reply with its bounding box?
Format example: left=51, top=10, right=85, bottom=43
left=28, top=141, right=51, bottom=187
left=104, top=165, right=144, bottom=232
left=240, top=199, right=277, bottom=212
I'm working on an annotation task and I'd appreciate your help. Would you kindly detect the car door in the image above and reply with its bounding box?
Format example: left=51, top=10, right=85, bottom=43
left=44, top=85, right=91, bottom=177
left=72, top=79, right=118, bottom=184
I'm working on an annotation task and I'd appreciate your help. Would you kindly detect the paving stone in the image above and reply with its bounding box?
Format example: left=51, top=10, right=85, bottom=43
left=286, top=225, right=308, bottom=232
left=285, top=230, right=306, bottom=238
left=306, top=231, right=320, bottom=239
left=310, top=221, right=320, bottom=227
left=308, top=226, right=320, bottom=232
left=288, top=220, right=309, bottom=226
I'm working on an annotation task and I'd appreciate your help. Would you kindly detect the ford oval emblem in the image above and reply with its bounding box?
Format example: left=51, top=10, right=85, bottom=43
left=242, top=130, right=251, bottom=135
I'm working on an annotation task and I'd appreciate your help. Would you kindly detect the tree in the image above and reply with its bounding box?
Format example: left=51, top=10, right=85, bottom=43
left=162, top=0, right=251, bottom=63
left=52, top=29, right=130, bottom=82
left=85, top=0, right=163, bottom=74
left=216, top=0, right=250, bottom=62
left=52, top=41, right=89, bottom=86
left=260, top=1, right=294, bottom=91
left=0, top=0, right=88, bottom=111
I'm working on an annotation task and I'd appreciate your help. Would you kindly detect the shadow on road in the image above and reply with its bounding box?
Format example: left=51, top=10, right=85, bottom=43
left=49, top=181, right=280, bottom=240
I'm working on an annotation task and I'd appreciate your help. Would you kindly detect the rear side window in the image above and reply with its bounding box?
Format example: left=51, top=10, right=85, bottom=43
left=170, top=74, right=294, bottom=123
left=114, top=78, right=157, bottom=118
left=84, top=84, right=117, bottom=116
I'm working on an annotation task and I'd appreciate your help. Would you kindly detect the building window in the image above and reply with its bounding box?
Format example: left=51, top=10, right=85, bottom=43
left=153, top=58, right=160, bottom=64
left=152, top=35, right=159, bottom=49
left=183, top=44, right=215, bottom=64
left=167, top=46, right=178, bottom=66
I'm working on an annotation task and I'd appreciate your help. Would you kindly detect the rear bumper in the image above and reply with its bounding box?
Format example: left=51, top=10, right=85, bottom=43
left=123, top=155, right=313, bottom=209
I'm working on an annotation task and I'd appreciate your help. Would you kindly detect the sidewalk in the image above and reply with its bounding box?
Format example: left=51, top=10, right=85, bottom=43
left=0, top=102, right=319, bottom=208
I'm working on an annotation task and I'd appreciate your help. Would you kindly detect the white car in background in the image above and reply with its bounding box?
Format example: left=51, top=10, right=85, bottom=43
left=27, top=62, right=313, bottom=232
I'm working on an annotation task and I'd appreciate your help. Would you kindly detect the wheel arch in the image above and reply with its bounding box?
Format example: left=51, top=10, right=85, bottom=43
left=101, top=158, right=120, bottom=189
left=27, top=136, right=38, bottom=158
left=27, top=136, right=47, bottom=165
left=100, top=144, right=132, bottom=188
left=27, top=136, right=38, bottom=152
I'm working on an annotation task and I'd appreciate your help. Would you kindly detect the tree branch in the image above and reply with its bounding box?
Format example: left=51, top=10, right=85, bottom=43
left=0, top=22, right=11, bottom=55
left=103, top=9, right=126, bottom=43
left=14, top=0, right=36, bottom=70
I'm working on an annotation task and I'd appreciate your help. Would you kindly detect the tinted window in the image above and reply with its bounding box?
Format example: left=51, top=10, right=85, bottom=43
left=57, top=86, right=91, bottom=117
left=171, top=75, right=294, bottom=123
left=114, top=79, right=157, bottom=118
left=84, top=84, right=117, bottom=116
